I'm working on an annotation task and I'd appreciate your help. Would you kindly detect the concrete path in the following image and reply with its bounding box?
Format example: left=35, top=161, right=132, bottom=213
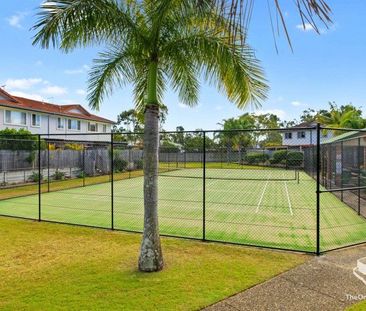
left=204, top=245, right=366, bottom=311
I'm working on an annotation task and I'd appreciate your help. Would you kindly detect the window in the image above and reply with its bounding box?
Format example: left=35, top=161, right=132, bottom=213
left=4, top=110, right=26, bottom=125
left=285, top=132, right=292, bottom=139
left=102, top=124, right=107, bottom=133
left=57, top=117, right=64, bottom=129
left=31, top=114, right=41, bottom=127
left=297, top=131, right=306, bottom=139
left=68, top=119, right=81, bottom=131
left=88, top=122, right=98, bottom=132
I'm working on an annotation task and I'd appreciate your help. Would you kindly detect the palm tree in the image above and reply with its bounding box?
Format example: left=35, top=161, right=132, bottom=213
left=33, top=0, right=267, bottom=272
left=317, top=103, right=366, bottom=132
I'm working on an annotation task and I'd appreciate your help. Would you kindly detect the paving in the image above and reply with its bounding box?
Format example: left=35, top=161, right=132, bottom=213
left=204, top=245, right=366, bottom=311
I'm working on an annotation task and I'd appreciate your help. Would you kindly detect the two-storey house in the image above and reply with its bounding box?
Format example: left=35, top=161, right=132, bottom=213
left=282, top=121, right=333, bottom=148
left=0, top=87, right=114, bottom=142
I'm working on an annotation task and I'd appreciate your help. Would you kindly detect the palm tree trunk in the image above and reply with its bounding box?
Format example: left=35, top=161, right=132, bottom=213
left=138, top=61, right=164, bottom=272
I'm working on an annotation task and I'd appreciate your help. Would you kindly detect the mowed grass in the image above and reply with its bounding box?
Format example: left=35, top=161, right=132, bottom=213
left=347, top=301, right=366, bottom=311
left=0, top=217, right=308, bottom=311
left=0, top=167, right=365, bottom=252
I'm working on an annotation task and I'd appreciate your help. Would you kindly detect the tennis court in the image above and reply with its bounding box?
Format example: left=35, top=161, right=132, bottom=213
left=0, top=167, right=365, bottom=252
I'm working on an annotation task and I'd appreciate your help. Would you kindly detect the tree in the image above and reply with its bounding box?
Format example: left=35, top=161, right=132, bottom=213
left=33, top=0, right=267, bottom=272
left=253, top=113, right=282, bottom=147
left=316, top=102, right=366, bottom=131
left=114, top=106, right=168, bottom=133
left=217, top=114, right=256, bottom=162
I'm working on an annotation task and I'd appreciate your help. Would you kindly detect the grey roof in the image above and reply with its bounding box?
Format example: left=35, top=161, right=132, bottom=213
left=321, top=131, right=360, bottom=144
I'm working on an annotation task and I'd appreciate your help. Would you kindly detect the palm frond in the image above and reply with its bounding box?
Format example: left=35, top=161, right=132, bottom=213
left=88, top=47, right=135, bottom=110
left=164, top=53, right=200, bottom=107
left=214, top=0, right=332, bottom=47
left=162, top=28, right=267, bottom=108
left=32, top=0, right=145, bottom=51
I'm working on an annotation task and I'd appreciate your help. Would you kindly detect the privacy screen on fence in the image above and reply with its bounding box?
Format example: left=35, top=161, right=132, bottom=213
left=0, top=126, right=365, bottom=254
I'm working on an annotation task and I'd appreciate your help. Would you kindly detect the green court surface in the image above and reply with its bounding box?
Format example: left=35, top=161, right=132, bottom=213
left=0, top=168, right=365, bottom=252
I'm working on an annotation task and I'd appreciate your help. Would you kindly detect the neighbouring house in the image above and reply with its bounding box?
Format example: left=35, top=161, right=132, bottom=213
left=282, top=121, right=333, bottom=148
left=0, top=87, right=114, bottom=142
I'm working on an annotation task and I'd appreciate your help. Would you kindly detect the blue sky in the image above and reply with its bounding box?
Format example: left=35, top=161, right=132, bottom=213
left=0, top=1, right=365, bottom=130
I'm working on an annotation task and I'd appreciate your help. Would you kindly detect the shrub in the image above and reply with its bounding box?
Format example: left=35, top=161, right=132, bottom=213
left=53, top=170, right=65, bottom=180
left=29, top=172, right=43, bottom=182
left=77, top=171, right=86, bottom=178
left=25, top=151, right=36, bottom=164
left=114, top=158, right=128, bottom=172
left=0, top=128, right=46, bottom=151
left=64, top=143, right=84, bottom=151
left=134, top=159, right=143, bottom=169
left=271, top=150, right=288, bottom=164
left=245, top=152, right=269, bottom=164
left=287, top=151, right=304, bottom=167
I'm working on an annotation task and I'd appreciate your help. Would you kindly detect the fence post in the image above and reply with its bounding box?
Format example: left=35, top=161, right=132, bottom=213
left=202, top=131, right=206, bottom=241
left=38, top=135, right=42, bottom=222
left=47, top=142, right=50, bottom=192
left=341, top=141, right=344, bottom=202
left=111, top=133, right=114, bottom=230
left=316, top=123, right=321, bottom=255
left=82, top=145, right=86, bottom=187
left=128, top=146, right=131, bottom=179
left=358, top=137, right=361, bottom=215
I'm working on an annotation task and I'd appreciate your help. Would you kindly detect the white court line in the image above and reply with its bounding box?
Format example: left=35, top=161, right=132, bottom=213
left=284, top=181, right=293, bottom=216
left=256, top=179, right=269, bottom=213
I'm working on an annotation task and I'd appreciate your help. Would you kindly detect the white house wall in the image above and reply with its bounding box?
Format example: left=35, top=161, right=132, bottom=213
left=0, top=107, right=112, bottom=142
left=282, top=129, right=334, bottom=146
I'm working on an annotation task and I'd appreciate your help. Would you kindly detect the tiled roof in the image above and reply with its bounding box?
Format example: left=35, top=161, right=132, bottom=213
left=0, top=88, right=115, bottom=124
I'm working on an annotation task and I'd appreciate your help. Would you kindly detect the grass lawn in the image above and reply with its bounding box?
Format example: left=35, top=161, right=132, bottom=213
left=0, top=167, right=365, bottom=252
left=0, top=217, right=308, bottom=311
left=347, top=302, right=366, bottom=311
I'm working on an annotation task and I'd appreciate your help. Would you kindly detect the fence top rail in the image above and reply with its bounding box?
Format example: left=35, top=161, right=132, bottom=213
left=0, top=126, right=322, bottom=138
left=320, top=126, right=366, bottom=133
left=1, top=125, right=365, bottom=138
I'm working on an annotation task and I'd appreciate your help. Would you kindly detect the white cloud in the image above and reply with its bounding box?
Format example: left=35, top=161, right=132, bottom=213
left=215, top=105, right=223, bottom=111
left=76, top=89, right=86, bottom=96
left=6, top=12, right=27, bottom=29
left=5, top=78, right=43, bottom=90
left=41, top=85, right=67, bottom=96
left=35, top=60, right=43, bottom=66
left=64, top=64, right=90, bottom=75
left=178, top=102, right=188, bottom=109
left=274, top=96, right=284, bottom=104
left=253, top=109, right=287, bottom=120
left=296, top=23, right=315, bottom=32
left=296, top=22, right=334, bottom=35
left=291, top=101, right=302, bottom=107
left=64, top=68, right=83, bottom=75
left=10, top=91, right=44, bottom=101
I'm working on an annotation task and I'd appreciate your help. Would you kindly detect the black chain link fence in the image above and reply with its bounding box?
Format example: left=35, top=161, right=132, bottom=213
left=0, top=125, right=365, bottom=254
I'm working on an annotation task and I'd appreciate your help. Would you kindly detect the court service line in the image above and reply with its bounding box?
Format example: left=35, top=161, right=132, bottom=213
left=284, top=181, right=293, bottom=216
left=256, top=179, right=269, bottom=213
